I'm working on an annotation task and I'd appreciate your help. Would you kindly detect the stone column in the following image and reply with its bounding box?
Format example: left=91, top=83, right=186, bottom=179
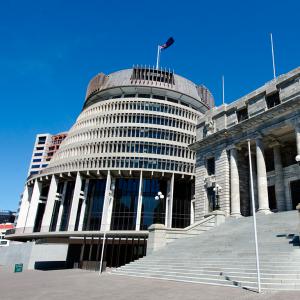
left=68, top=172, right=82, bottom=231
left=101, top=171, right=115, bottom=231
left=190, top=200, right=195, bottom=225
left=295, top=122, right=300, bottom=163
left=255, top=136, right=270, bottom=213
left=16, top=185, right=31, bottom=231
left=230, top=147, right=241, bottom=217
left=271, top=142, right=286, bottom=211
left=25, top=179, right=42, bottom=233
left=56, top=181, right=68, bottom=231
left=166, top=173, right=174, bottom=228
left=135, top=171, right=143, bottom=231
left=40, top=175, right=58, bottom=232
left=78, top=179, right=89, bottom=231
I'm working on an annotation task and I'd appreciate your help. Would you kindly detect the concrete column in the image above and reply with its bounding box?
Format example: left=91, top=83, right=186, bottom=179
left=56, top=181, right=68, bottom=231
left=40, top=175, right=58, bottom=232
left=67, top=173, right=82, bottom=231
left=230, top=147, right=241, bottom=217
left=25, top=179, right=42, bottom=233
left=78, top=179, right=89, bottom=231
left=272, top=143, right=286, bottom=211
left=101, top=171, right=115, bottom=231
left=147, top=224, right=166, bottom=255
left=166, top=173, right=174, bottom=228
left=295, top=122, right=300, bottom=163
left=297, top=203, right=300, bottom=237
left=190, top=200, right=195, bottom=225
left=135, top=171, right=143, bottom=231
left=16, top=185, right=30, bottom=230
left=255, top=136, right=270, bottom=213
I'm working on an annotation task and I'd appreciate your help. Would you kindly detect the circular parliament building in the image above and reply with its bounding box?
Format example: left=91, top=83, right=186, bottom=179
left=14, top=66, right=214, bottom=269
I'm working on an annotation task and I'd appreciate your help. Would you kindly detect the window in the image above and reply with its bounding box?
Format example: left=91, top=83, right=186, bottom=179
left=33, top=159, right=41, bottom=162
left=42, top=164, right=48, bottom=168
left=138, top=94, right=151, bottom=98
left=110, top=178, right=139, bottom=230
left=152, top=95, right=165, bottom=100
left=36, top=147, right=44, bottom=150
left=207, top=157, right=215, bottom=175
left=111, top=95, right=122, bottom=99
left=34, top=153, right=43, bottom=156
left=266, top=91, right=280, bottom=109
left=167, top=97, right=178, bottom=104
left=32, top=165, right=40, bottom=169
left=237, top=107, right=248, bottom=122
left=38, top=136, right=47, bottom=144
left=124, top=93, right=136, bottom=98
left=30, top=171, right=39, bottom=175
left=180, top=101, right=189, bottom=107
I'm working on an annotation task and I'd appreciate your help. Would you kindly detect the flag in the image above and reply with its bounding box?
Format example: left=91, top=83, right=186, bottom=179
left=160, top=37, right=175, bottom=50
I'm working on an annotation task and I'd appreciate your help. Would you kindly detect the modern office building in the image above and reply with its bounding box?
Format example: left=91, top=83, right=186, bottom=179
left=8, top=66, right=214, bottom=269
left=0, top=211, right=16, bottom=224
left=28, top=132, right=67, bottom=176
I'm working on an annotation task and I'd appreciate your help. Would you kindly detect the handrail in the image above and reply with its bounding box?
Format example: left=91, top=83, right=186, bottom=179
left=166, top=215, right=215, bottom=233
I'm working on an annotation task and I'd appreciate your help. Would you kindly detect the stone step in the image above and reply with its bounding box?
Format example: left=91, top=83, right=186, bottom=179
left=121, top=265, right=300, bottom=274
left=111, top=211, right=300, bottom=291
left=112, top=270, right=300, bottom=290
left=118, top=266, right=300, bottom=279
left=139, top=256, right=300, bottom=262
left=130, top=261, right=300, bottom=268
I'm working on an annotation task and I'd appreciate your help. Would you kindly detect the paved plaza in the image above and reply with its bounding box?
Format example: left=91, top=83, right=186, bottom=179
left=0, top=268, right=300, bottom=300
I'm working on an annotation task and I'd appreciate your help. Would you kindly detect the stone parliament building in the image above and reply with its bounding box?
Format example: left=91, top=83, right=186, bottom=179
left=3, top=65, right=300, bottom=275
left=191, top=67, right=300, bottom=219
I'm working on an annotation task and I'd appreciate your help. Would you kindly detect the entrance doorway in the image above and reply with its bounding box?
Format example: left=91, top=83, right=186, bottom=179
left=290, top=180, right=300, bottom=209
left=207, top=187, right=216, bottom=212
left=267, top=185, right=277, bottom=211
left=66, top=236, right=148, bottom=271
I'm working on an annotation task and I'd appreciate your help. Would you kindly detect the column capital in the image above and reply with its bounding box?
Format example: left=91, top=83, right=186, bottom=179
left=269, top=140, right=281, bottom=148
left=255, top=133, right=264, bottom=141
left=226, top=145, right=241, bottom=151
left=288, top=117, right=300, bottom=128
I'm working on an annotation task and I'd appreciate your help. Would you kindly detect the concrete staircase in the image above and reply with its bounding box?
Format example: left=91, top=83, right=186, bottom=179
left=111, top=211, right=300, bottom=290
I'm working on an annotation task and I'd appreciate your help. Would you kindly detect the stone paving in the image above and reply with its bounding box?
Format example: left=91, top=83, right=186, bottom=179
left=0, top=269, right=300, bottom=300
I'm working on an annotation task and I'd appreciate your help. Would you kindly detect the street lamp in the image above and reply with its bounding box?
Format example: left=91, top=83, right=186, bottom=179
left=155, top=191, right=164, bottom=201
left=213, top=184, right=222, bottom=210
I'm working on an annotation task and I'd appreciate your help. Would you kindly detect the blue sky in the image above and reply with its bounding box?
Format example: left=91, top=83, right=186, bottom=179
left=0, top=0, right=299, bottom=210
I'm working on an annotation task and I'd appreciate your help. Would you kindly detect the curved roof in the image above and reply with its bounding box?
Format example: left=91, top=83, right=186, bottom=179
left=84, top=68, right=214, bottom=112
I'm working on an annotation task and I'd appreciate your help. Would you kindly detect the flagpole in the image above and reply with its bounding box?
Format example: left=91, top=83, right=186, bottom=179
left=248, top=139, right=261, bottom=293
left=270, top=33, right=276, bottom=79
left=156, top=46, right=161, bottom=69
left=222, top=75, right=225, bottom=105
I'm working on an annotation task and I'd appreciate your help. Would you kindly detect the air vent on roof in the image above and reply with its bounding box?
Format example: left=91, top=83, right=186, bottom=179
left=131, top=66, right=175, bottom=85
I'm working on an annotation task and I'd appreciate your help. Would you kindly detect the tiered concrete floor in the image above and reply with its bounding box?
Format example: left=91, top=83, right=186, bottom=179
left=0, top=268, right=300, bottom=300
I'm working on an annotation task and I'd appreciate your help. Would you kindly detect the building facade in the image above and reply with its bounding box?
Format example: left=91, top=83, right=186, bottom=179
left=8, top=65, right=299, bottom=271
left=10, top=67, right=213, bottom=268
left=191, top=66, right=300, bottom=219
left=28, top=132, right=67, bottom=177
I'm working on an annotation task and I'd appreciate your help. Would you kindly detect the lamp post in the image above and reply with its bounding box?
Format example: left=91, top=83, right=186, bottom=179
left=213, top=184, right=222, bottom=210
left=99, top=183, right=114, bottom=275
left=155, top=191, right=165, bottom=224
